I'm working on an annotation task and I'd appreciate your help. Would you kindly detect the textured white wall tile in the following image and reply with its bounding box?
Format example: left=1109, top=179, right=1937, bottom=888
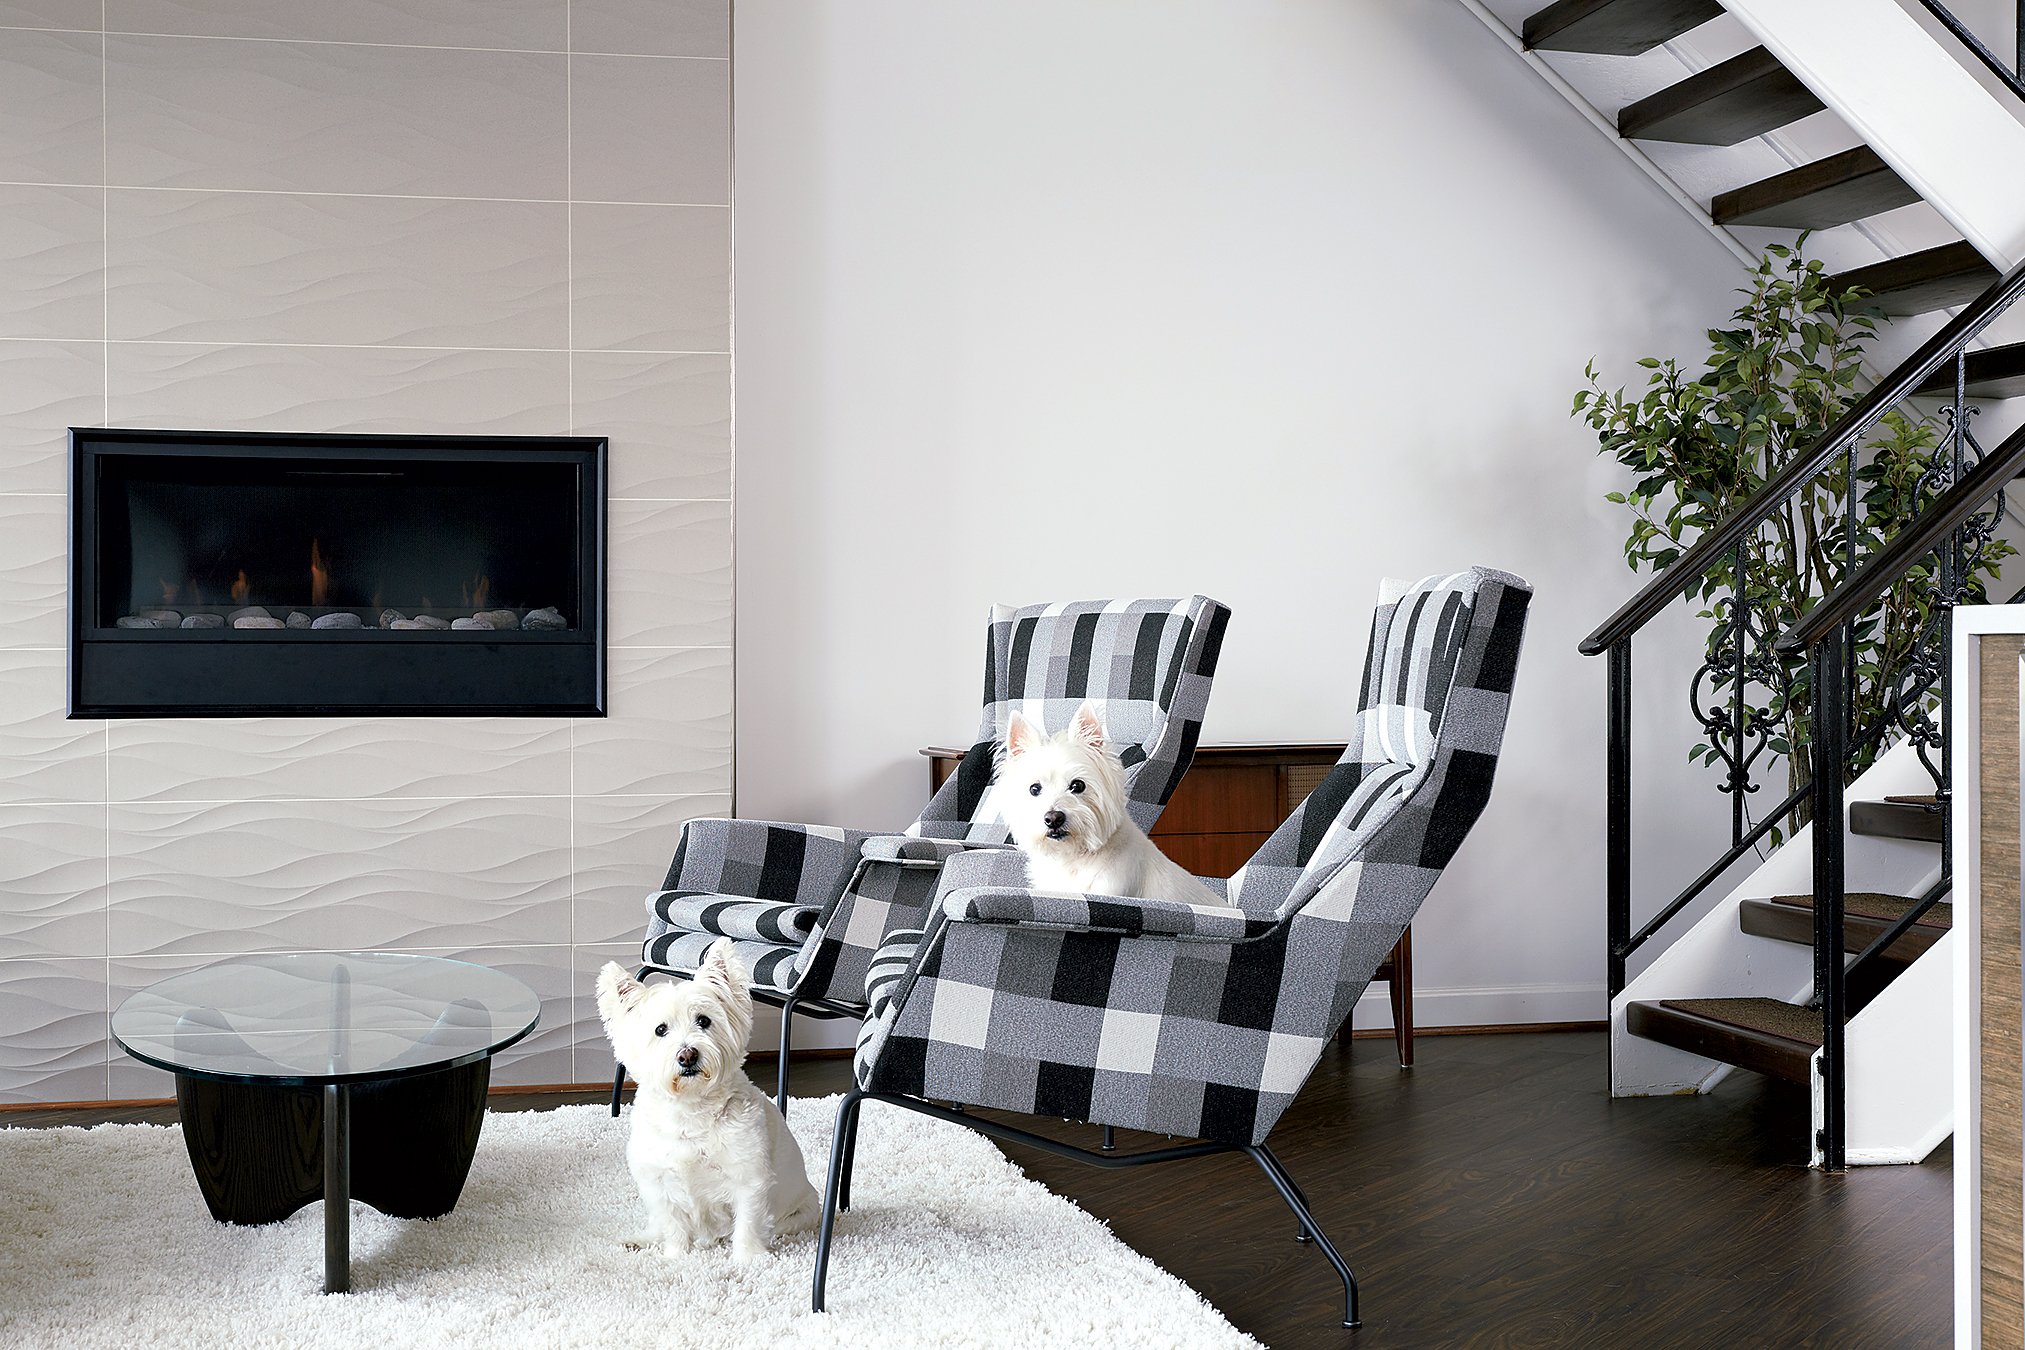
left=573, top=352, right=731, bottom=499
left=573, top=648, right=732, bottom=797
left=570, top=940, right=633, bottom=1084
left=0, top=958, right=107, bottom=1102
left=571, top=205, right=730, bottom=351
left=571, top=0, right=727, bottom=57
left=106, top=35, right=567, bottom=198
left=0, top=494, right=66, bottom=649
left=0, top=29, right=100, bottom=185
left=107, top=190, right=569, bottom=348
left=438, top=943, right=573, bottom=1086
left=0, top=186, right=105, bottom=341
left=0, top=340, right=101, bottom=495
left=0, top=650, right=104, bottom=805
left=0, top=0, right=101, bottom=29
left=607, top=500, right=732, bottom=648
left=0, top=804, right=106, bottom=959
left=106, top=796, right=576, bottom=958
left=570, top=55, right=729, bottom=205
left=571, top=793, right=730, bottom=946
left=108, top=343, right=571, bottom=436
left=106, top=0, right=565, bottom=51
left=107, top=717, right=573, bottom=803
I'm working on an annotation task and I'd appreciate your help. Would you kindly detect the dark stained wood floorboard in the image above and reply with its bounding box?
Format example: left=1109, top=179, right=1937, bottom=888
left=8, top=1033, right=1948, bottom=1348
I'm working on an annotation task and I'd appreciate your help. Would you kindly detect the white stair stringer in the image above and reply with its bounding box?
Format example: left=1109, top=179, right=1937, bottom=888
left=1821, top=927, right=1957, bottom=1167
left=1724, top=0, right=2025, bottom=269
left=1612, top=740, right=1944, bottom=1108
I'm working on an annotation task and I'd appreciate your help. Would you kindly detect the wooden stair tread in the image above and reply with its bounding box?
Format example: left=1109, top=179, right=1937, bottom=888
left=1740, top=893, right=1951, bottom=960
left=1831, top=242, right=1998, bottom=316
left=1626, top=998, right=1821, bottom=1082
left=1618, top=48, right=1824, bottom=145
left=1850, top=796, right=1945, bottom=842
left=1766, top=892, right=1952, bottom=929
left=1523, top=0, right=1723, bottom=55
left=1711, top=146, right=1920, bottom=229
left=1913, top=343, right=2025, bottom=400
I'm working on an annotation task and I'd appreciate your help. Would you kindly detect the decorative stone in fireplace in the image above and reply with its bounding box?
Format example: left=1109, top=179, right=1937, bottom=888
left=69, top=429, right=607, bottom=717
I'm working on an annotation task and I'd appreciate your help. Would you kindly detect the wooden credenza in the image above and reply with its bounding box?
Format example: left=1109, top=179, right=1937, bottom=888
left=922, top=741, right=1416, bottom=1065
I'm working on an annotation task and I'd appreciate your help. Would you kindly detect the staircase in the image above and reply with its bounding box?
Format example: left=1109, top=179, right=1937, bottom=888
left=1472, top=0, right=2025, bottom=1168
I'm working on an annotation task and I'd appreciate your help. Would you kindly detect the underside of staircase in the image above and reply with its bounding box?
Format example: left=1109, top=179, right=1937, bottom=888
left=1503, top=0, right=2025, bottom=1169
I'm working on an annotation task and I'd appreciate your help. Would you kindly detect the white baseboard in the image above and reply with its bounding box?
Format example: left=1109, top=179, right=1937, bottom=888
left=1345, top=982, right=1608, bottom=1031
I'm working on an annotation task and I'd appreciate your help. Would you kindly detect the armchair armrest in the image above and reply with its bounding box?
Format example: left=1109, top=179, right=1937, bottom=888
left=860, top=835, right=1016, bottom=868
left=664, top=818, right=873, bottom=909
left=941, top=886, right=1277, bottom=943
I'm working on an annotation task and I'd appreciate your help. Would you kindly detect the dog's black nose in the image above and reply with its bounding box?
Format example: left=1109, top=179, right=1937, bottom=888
left=676, top=1046, right=699, bottom=1070
left=1043, top=810, right=1067, bottom=830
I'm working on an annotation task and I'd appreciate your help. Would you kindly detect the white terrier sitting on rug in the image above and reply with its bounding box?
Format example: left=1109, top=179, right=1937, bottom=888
left=596, top=940, right=821, bottom=1262
left=1001, top=701, right=1225, bottom=906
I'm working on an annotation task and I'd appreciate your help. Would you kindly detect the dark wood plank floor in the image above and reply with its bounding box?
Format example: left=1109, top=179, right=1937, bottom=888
left=7, top=1031, right=1949, bottom=1349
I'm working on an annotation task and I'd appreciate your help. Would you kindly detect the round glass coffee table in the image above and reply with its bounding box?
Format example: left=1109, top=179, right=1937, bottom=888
left=112, top=952, right=539, bottom=1294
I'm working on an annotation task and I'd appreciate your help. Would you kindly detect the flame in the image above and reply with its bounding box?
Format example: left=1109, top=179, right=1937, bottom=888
left=189, top=580, right=205, bottom=607
left=421, top=595, right=434, bottom=611
left=460, top=574, right=490, bottom=610
left=310, top=540, right=331, bottom=608
left=370, top=586, right=383, bottom=612
left=159, top=578, right=178, bottom=605
left=229, top=570, right=249, bottom=607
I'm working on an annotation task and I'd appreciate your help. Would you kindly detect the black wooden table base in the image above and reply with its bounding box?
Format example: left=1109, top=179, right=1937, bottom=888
left=173, top=1059, right=492, bottom=1293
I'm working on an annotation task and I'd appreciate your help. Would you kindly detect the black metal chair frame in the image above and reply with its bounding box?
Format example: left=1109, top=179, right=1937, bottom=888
left=809, top=1088, right=1360, bottom=1331
left=608, top=967, right=861, bottom=1117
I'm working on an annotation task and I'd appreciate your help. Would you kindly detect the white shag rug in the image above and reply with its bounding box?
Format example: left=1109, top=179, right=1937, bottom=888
left=0, top=1095, right=1258, bottom=1349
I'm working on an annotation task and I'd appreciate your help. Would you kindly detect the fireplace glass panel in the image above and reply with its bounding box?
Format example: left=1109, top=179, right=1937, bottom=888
left=99, top=455, right=580, bottom=631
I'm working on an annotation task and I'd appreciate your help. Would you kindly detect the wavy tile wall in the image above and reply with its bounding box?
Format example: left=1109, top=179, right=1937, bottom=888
left=0, top=0, right=733, bottom=1101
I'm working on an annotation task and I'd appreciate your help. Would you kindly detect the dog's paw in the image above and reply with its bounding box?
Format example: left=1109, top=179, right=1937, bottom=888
left=658, top=1237, right=696, bottom=1259
left=731, top=1237, right=768, bottom=1265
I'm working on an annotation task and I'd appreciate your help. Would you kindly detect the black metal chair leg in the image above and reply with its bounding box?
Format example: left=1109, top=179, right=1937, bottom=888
left=812, top=1090, right=865, bottom=1313
left=1102, top=1124, right=1116, bottom=1151
left=837, top=1095, right=862, bottom=1212
left=776, top=994, right=799, bottom=1117
left=1245, top=1144, right=1359, bottom=1329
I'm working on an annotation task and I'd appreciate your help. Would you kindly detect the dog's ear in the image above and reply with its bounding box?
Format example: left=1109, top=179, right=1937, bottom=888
left=698, top=936, right=751, bottom=1005
left=1005, top=709, right=1041, bottom=758
left=595, top=962, right=646, bottom=1024
left=1070, top=700, right=1107, bottom=750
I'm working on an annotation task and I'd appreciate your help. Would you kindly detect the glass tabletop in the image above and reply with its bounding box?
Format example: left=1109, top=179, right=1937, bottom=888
left=111, top=952, right=541, bottom=1086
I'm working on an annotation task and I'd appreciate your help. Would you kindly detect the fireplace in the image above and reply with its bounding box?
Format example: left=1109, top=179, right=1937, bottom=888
left=69, top=428, right=607, bottom=717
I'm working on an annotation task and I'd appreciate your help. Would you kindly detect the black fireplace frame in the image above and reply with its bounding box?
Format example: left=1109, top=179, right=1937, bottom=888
left=69, top=428, right=608, bottom=719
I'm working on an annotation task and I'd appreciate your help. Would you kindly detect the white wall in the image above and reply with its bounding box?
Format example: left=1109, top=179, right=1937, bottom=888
left=732, top=0, right=1747, bottom=1043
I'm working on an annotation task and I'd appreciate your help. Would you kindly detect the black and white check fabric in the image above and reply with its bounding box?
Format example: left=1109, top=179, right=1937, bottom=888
left=794, top=595, right=1231, bottom=1006
left=636, top=597, right=1231, bottom=1011
left=852, top=568, right=1530, bottom=1147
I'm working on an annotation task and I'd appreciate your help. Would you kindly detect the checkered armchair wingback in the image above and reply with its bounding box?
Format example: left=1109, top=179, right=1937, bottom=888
left=637, top=597, right=1230, bottom=1011
left=852, top=568, right=1529, bottom=1146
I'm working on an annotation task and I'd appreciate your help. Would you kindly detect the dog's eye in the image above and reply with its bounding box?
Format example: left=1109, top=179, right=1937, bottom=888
left=695, top=1014, right=712, bottom=1030
left=653, top=1023, right=668, bottom=1038
left=1068, top=779, right=1085, bottom=794
left=1028, top=782, right=1042, bottom=796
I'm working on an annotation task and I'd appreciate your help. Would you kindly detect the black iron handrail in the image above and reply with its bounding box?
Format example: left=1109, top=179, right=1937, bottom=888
left=1578, top=257, right=2025, bottom=657
left=1776, top=419, right=2025, bottom=653
left=1918, top=1, right=2025, bottom=103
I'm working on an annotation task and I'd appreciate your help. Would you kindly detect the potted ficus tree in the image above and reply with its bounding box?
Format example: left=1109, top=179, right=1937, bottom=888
left=1575, top=241, right=2012, bottom=831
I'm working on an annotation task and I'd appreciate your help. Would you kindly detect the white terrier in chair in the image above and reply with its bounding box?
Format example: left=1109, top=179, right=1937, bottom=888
left=1001, top=700, right=1224, bottom=906
left=596, top=939, right=821, bottom=1262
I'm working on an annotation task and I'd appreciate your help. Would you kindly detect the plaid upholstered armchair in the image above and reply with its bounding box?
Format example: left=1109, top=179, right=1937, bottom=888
left=814, top=569, right=1530, bottom=1330
left=610, top=596, right=1231, bottom=1115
